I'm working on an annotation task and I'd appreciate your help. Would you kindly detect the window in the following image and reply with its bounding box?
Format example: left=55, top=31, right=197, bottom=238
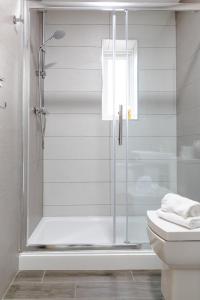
left=102, top=39, right=138, bottom=120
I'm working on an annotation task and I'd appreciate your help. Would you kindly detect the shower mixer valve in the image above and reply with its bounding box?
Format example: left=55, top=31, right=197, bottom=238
left=33, top=106, right=47, bottom=116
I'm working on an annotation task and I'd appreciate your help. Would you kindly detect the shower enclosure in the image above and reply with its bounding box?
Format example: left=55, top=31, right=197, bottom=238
left=26, top=7, right=149, bottom=248
left=20, top=0, right=200, bottom=269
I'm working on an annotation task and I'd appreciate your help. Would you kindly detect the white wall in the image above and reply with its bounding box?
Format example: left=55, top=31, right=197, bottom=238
left=0, top=0, right=23, bottom=296
left=44, top=10, right=177, bottom=217
left=177, top=11, right=200, bottom=201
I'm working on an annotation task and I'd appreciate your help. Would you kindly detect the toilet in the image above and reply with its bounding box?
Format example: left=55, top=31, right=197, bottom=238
left=147, top=210, right=200, bottom=300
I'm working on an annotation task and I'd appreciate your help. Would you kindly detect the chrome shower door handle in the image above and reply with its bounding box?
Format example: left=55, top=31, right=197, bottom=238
left=118, top=104, right=123, bottom=145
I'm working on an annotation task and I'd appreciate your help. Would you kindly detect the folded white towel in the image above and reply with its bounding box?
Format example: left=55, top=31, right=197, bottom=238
left=157, top=209, right=200, bottom=229
left=161, top=193, right=200, bottom=218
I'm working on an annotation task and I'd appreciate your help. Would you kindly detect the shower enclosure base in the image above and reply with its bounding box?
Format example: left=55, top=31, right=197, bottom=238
left=28, top=216, right=149, bottom=246
left=19, top=250, right=161, bottom=270
left=20, top=216, right=161, bottom=270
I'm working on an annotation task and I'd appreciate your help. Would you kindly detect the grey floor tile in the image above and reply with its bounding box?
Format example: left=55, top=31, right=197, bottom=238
left=5, top=271, right=163, bottom=300
left=4, top=283, right=75, bottom=299
left=13, top=271, right=45, bottom=283
left=44, top=271, right=133, bottom=283
left=75, top=282, right=162, bottom=299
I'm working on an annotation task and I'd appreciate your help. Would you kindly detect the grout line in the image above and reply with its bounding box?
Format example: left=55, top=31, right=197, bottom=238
left=45, top=113, right=177, bottom=117
left=46, top=23, right=175, bottom=27
left=43, top=180, right=175, bottom=183
left=44, top=135, right=176, bottom=138
left=44, top=89, right=176, bottom=93
left=46, top=45, right=176, bottom=49
left=41, top=271, right=46, bottom=283
left=39, top=279, right=138, bottom=284
left=74, top=283, right=77, bottom=298
left=44, top=90, right=176, bottom=93
left=130, top=271, right=136, bottom=282
left=43, top=158, right=177, bottom=161
left=44, top=204, right=112, bottom=207
left=46, top=67, right=176, bottom=71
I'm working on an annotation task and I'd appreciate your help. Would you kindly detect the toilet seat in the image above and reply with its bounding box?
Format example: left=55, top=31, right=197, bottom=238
left=147, top=210, right=200, bottom=241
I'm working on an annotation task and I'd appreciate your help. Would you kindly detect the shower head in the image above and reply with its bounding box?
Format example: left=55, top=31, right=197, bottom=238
left=40, top=30, right=66, bottom=49
left=52, top=30, right=66, bottom=40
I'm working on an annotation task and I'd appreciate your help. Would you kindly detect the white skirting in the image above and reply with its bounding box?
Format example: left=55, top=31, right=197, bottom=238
left=19, top=250, right=161, bottom=270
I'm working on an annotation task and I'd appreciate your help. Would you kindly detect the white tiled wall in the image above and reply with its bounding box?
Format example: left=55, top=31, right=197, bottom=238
left=44, top=11, right=177, bottom=217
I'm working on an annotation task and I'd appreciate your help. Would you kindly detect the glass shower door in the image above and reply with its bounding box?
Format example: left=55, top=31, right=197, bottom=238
left=114, top=11, right=129, bottom=245
left=109, top=11, right=139, bottom=245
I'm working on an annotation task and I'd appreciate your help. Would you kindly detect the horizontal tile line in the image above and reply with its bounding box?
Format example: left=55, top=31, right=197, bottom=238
left=46, top=69, right=176, bottom=72
left=44, top=136, right=176, bottom=139
left=46, top=67, right=176, bottom=71
left=43, top=158, right=177, bottom=161
left=43, top=181, right=175, bottom=183
left=43, top=205, right=159, bottom=208
left=47, top=45, right=101, bottom=48
left=46, top=24, right=110, bottom=26
left=45, top=136, right=111, bottom=138
left=177, top=134, right=200, bottom=137
left=45, top=136, right=176, bottom=138
left=46, top=22, right=175, bottom=25
left=44, top=159, right=111, bottom=161
left=44, top=136, right=110, bottom=138
left=46, top=113, right=176, bottom=116
left=46, top=24, right=175, bottom=28
left=44, top=90, right=176, bottom=93
left=46, top=45, right=176, bottom=49
left=47, top=113, right=101, bottom=115
left=44, top=202, right=160, bottom=205
left=43, top=181, right=173, bottom=183
left=44, top=204, right=111, bottom=207
left=43, top=157, right=177, bottom=160
left=44, top=90, right=176, bottom=94
left=46, top=44, right=176, bottom=48
left=45, top=88, right=175, bottom=91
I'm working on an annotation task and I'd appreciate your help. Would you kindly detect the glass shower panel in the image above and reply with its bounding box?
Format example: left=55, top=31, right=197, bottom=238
left=126, top=10, right=177, bottom=246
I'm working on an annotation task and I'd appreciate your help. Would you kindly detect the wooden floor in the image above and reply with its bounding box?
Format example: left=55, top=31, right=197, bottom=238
left=3, top=271, right=163, bottom=300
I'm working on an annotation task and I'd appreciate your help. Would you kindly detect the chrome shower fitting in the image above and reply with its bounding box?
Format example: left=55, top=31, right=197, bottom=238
left=33, top=106, right=47, bottom=116
left=36, top=29, right=66, bottom=149
left=37, top=30, right=66, bottom=79
left=33, top=106, right=48, bottom=149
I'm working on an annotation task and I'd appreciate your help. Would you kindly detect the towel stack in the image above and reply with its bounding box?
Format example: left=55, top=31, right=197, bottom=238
left=157, top=193, right=200, bottom=229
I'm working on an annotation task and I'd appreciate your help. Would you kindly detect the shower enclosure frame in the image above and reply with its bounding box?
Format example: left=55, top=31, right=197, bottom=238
left=23, top=3, right=137, bottom=251
left=21, top=0, right=200, bottom=255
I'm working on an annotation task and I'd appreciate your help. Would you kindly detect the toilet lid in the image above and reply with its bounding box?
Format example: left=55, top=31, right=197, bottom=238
left=147, top=210, right=200, bottom=241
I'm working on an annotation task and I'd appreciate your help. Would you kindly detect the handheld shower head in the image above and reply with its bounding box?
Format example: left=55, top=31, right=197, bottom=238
left=52, top=30, right=66, bottom=40
left=40, top=30, right=66, bottom=49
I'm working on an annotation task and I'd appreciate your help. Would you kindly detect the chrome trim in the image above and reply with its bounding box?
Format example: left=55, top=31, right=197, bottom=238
left=111, top=12, right=117, bottom=244
left=125, top=9, right=129, bottom=244
left=27, top=1, right=200, bottom=11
